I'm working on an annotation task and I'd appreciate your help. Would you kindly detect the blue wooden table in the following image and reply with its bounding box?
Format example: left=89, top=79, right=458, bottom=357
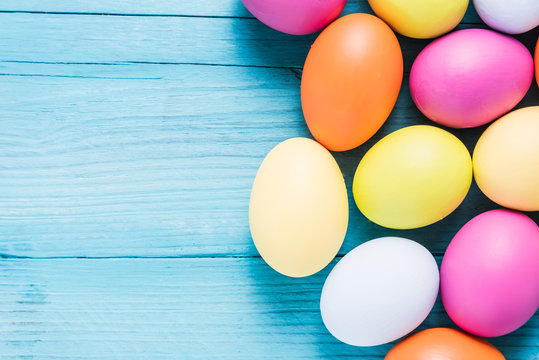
left=0, top=1, right=537, bottom=358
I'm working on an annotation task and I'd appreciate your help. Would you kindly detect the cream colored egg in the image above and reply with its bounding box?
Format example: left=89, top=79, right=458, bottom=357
left=249, top=138, right=348, bottom=277
left=473, top=106, right=539, bottom=211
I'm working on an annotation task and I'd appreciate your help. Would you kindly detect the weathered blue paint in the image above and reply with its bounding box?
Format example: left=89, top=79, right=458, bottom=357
left=0, top=1, right=537, bottom=358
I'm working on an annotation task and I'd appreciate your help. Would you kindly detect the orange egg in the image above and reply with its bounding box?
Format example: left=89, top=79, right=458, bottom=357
left=301, top=13, right=403, bottom=151
left=385, top=328, right=505, bottom=360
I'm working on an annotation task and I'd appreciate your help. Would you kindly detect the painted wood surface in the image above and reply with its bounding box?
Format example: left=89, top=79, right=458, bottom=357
left=0, top=0, right=485, bottom=22
left=0, top=0, right=538, bottom=358
left=0, top=15, right=536, bottom=71
left=0, top=257, right=537, bottom=359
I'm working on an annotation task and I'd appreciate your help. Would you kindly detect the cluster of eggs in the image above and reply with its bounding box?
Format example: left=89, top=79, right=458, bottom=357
left=245, top=0, right=539, bottom=356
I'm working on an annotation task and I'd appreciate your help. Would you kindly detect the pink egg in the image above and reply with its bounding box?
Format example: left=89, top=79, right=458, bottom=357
left=441, top=209, right=539, bottom=337
left=241, top=0, right=347, bottom=35
left=410, top=29, right=534, bottom=128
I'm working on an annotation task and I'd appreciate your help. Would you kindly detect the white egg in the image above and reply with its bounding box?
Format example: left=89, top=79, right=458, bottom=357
left=320, top=237, right=439, bottom=346
left=473, top=0, right=539, bottom=34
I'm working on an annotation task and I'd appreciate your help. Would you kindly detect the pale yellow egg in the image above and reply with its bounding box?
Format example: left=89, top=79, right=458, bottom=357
left=249, top=138, right=348, bottom=277
left=473, top=106, right=539, bottom=211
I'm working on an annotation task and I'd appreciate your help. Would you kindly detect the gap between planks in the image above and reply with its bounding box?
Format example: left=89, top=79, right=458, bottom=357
left=0, top=9, right=484, bottom=26
left=0, top=9, right=255, bottom=19
left=0, top=60, right=304, bottom=71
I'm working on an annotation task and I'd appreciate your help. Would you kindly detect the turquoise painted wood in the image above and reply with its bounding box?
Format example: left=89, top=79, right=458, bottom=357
left=0, top=0, right=537, bottom=358
left=0, top=257, right=537, bottom=359
left=0, top=0, right=485, bottom=22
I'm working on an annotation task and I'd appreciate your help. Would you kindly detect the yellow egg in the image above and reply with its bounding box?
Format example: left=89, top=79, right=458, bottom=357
left=249, top=138, right=348, bottom=277
left=367, top=0, right=469, bottom=39
left=473, top=106, right=539, bottom=211
left=353, top=125, right=472, bottom=229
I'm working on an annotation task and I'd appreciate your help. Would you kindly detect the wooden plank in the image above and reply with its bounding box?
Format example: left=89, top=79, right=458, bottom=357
left=1, top=62, right=538, bottom=258
left=3, top=13, right=535, bottom=70
left=0, top=0, right=484, bottom=23
left=0, top=257, right=536, bottom=359
left=0, top=13, right=314, bottom=68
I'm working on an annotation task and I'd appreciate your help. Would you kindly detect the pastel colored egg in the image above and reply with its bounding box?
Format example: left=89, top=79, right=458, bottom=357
left=368, top=0, right=468, bottom=39
left=441, top=209, right=539, bottom=337
left=353, top=125, right=472, bottom=229
left=473, top=0, right=539, bottom=34
left=241, top=0, right=347, bottom=35
left=410, top=29, right=534, bottom=128
left=321, top=237, right=439, bottom=346
left=301, top=13, right=403, bottom=151
left=473, top=106, right=539, bottom=211
left=249, top=138, right=348, bottom=277
left=385, top=328, right=505, bottom=360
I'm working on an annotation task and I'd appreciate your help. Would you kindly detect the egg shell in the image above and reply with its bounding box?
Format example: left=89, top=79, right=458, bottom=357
left=320, top=237, right=439, bottom=346
left=367, top=0, right=468, bottom=39
left=410, top=29, right=534, bottom=128
left=385, top=328, right=505, bottom=360
left=473, top=0, right=539, bottom=34
left=241, top=0, right=347, bottom=35
left=473, top=106, right=539, bottom=211
left=301, top=13, right=403, bottom=151
left=249, top=138, right=348, bottom=277
left=441, top=209, right=539, bottom=337
left=353, top=125, right=472, bottom=230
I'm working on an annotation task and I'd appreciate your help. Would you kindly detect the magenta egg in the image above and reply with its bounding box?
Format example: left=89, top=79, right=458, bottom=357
left=441, top=209, right=539, bottom=337
left=241, top=0, right=347, bottom=35
left=410, top=29, right=534, bottom=128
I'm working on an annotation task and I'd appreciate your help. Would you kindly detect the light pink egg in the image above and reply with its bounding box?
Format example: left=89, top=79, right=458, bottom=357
left=241, top=0, right=347, bottom=35
left=441, top=209, right=539, bottom=337
left=410, top=29, right=534, bottom=128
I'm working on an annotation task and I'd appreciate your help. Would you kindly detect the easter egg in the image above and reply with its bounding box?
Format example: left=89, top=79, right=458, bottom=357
left=473, top=0, right=539, bottom=34
left=249, top=138, right=348, bottom=277
left=441, top=209, right=539, bottom=337
left=241, top=0, right=347, bottom=35
left=473, top=106, right=539, bottom=211
left=353, top=125, right=472, bottom=229
left=410, top=29, right=534, bottom=128
left=385, top=328, right=505, bottom=360
left=367, top=0, right=468, bottom=39
left=301, top=13, right=403, bottom=151
left=321, top=237, right=439, bottom=346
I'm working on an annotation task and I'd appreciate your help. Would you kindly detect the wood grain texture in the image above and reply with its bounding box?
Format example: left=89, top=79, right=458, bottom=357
left=1, top=12, right=536, bottom=70
left=0, top=0, right=538, bottom=358
left=0, top=62, right=538, bottom=257
left=0, top=0, right=483, bottom=23
left=0, top=258, right=537, bottom=359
